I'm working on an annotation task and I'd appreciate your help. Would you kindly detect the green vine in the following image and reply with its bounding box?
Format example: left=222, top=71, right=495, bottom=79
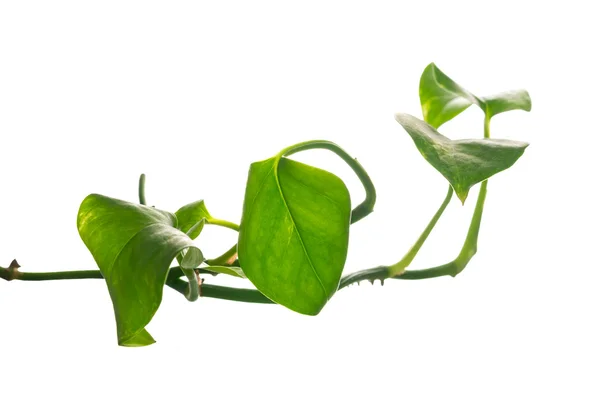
left=0, top=63, right=531, bottom=346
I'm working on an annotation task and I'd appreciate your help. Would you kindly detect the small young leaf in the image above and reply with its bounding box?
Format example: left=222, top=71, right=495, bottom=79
left=77, top=194, right=204, bottom=346
left=175, top=200, right=211, bottom=240
left=420, top=63, right=532, bottom=126
left=419, top=62, right=483, bottom=128
left=395, top=113, right=529, bottom=203
left=482, top=90, right=532, bottom=117
left=238, top=156, right=351, bottom=315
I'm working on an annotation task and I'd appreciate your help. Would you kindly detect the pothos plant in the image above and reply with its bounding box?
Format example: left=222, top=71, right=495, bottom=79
left=0, top=63, right=531, bottom=346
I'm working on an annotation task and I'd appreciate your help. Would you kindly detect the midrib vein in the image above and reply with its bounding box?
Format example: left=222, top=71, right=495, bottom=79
left=274, top=159, right=328, bottom=298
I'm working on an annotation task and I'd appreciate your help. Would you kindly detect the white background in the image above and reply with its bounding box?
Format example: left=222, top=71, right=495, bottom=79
left=1, top=1, right=598, bottom=399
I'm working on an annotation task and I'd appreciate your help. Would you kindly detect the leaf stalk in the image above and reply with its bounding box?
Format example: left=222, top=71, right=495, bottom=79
left=279, top=140, right=376, bottom=224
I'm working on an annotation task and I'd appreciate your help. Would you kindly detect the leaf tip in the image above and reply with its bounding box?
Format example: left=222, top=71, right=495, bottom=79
left=522, top=90, right=532, bottom=112
left=455, top=189, right=469, bottom=205
left=119, top=329, right=156, bottom=347
left=393, top=112, right=410, bottom=125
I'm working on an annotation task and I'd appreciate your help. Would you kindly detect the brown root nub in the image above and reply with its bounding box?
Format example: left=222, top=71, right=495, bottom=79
left=1, top=259, right=22, bottom=281
left=9, top=259, right=21, bottom=270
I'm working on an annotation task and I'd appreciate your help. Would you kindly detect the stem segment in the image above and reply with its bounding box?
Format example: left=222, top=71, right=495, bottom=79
left=394, top=113, right=492, bottom=279
left=387, top=185, right=453, bottom=276
left=395, top=180, right=487, bottom=279
left=0, top=264, right=186, bottom=282
left=279, top=140, right=376, bottom=224
left=167, top=278, right=272, bottom=304
left=180, top=267, right=200, bottom=302
left=205, top=218, right=240, bottom=232
left=205, top=244, right=237, bottom=266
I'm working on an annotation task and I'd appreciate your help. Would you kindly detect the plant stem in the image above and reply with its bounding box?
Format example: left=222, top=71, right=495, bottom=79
left=0, top=263, right=224, bottom=301
left=387, top=184, right=453, bottom=276
left=484, top=113, right=491, bottom=139
left=1, top=268, right=101, bottom=281
left=167, top=278, right=272, bottom=304
left=0, top=261, right=266, bottom=303
left=339, top=266, right=389, bottom=289
left=180, top=267, right=200, bottom=302
left=139, top=173, right=147, bottom=205
left=393, top=113, right=492, bottom=279
left=279, top=140, right=376, bottom=224
left=393, top=180, right=488, bottom=279
left=0, top=265, right=191, bottom=282
left=206, top=218, right=240, bottom=232
left=205, top=244, right=237, bottom=266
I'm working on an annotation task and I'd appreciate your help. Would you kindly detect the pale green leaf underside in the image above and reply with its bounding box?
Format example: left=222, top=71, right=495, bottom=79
left=238, top=157, right=351, bottom=315
left=184, top=218, right=206, bottom=240
left=203, top=265, right=246, bottom=278
left=175, top=200, right=211, bottom=240
left=77, top=194, right=203, bottom=346
left=419, top=63, right=531, bottom=127
left=395, top=113, right=529, bottom=203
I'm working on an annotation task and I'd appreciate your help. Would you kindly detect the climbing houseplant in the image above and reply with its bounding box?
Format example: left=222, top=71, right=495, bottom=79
left=0, top=63, right=531, bottom=346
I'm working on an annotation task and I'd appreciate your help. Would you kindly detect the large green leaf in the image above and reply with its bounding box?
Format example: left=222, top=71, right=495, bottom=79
left=238, top=156, right=351, bottom=315
left=77, top=194, right=204, bottom=346
left=419, top=63, right=531, bottom=127
left=395, top=113, right=529, bottom=203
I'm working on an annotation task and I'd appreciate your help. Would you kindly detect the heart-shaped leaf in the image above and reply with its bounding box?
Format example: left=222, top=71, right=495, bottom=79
left=395, top=113, right=529, bottom=203
left=77, top=194, right=204, bottom=346
left=238, top=156, right=351, bottom=315
left=175, top=200, right=211, bottom=240
left=420, top=63, right=531, bottom=127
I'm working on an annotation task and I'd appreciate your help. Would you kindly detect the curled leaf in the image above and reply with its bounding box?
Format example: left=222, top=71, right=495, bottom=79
left=419, top=62, right=483, bottom=128
left=175, top=200, right=211, bottom=240
left=395, top=113, right=529, bottom=203
left=77, top=194, right=204, bottom=346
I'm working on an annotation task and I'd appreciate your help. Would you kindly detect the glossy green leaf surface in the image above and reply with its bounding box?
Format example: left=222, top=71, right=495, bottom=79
left=238, top=156, right=351, bottom=315
left=395, top=113, right=529, bottom=203
left=419, top=62, right=483, bottom=128
left=420, top=63, right=531, bottom=127
left=175, top=200, right=211, bottom=240
left=77, top=194, right=204, bottom=346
